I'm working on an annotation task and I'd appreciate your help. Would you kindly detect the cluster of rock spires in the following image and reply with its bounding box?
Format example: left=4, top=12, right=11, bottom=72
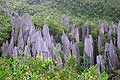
left=1, top=13, right=120, bottom=72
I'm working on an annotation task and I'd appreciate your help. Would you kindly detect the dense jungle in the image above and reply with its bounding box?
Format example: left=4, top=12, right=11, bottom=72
left=0, top=0, right=120, bottom=80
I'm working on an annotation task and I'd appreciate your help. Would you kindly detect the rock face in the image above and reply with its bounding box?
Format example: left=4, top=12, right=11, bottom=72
left=17, top=27, right=24, bottom=50
left=61, top=32, right=71, bottom=61
left=8, top=37, right=14, bottom=56
left=13, top=47, right=18, bottom=58
left=84, top=35, right=94, bottom=65
left=71, top=43, right=80, bottom=64
left=98, top=35, right=102, bottom=50
left=24, top=45, right=31, bottom=56
left=42, top=24, right=52, bottom=48
left=117, top=21, right=120, bottom=48
left=97, top=55, right=105, bottom=73
left=70, top=27, right=79, bottom=43
left=1, top=13, right=120, bottom=72
left=1, top=41, right=9, bottom=56
left=74, top=28, right=80, bottom=43
left=108, top=40, right=118, bottom=69
left=104, top=41, right=119, bottom=71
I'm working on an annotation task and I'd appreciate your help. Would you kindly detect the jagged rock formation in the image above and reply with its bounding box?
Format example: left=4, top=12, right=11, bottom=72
left=97, top=55, right=105, bottom=73
left=84, top=34, right=94, bottom=66
left=1, top=13, right=120, bottom=72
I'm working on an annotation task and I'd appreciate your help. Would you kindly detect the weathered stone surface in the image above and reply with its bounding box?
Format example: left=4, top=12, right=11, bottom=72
left=11, top=16, right=21, bottom=45
left=23, top=30, right=29, bottom=45
left=30, top=32, right=37, bottom=44
left=74, top=27, right=80, bottom=43
left=42, top=24, right=52, bottom=48
left=17, top=48, right=23, bottom=56
left=22, top=13, right=35, bottom=44
left=1, top=42, right=8, bottom=55
left=117, top=21, right=120, bottom=48
left=61, top=32, right=71, bottom=61
left=41, top=41, right=52, bottom=60
left=22, top=13, right=33, bottom=31
left=29, top=24, right=36, bottom=36
left=71, top=42, right=80, bottom=64
left=49, top=43, right=55, bottom=56
left=104, top=41, right=119, bottom=71
left=82, top=27, right=87, bottom=40
left=97, top=55, right=105, bottom=73
left=13, top=47, right=18, bottom=58
left=27, top=37, right=31, bottom=46
left=111, top=22, right=117, bottom=33
left=17, top=27, right=24, bottom=50
left=84, top=35, right=94, bottom=65
left=8, top=37, right=14, bottom=56
left=56, top=43, right=61, bottom=51
left=30, top=32, right=37, bottom=57
left=50, top=43, right=63, bottom=66
left=104, top=42, right=111, bottom=71
left=98, top=35, right=102, bottom=50
left=104, top=42, right=109, bottom=53
left=31, top=43, right=37, bottom=57
left=69, top=27, right=80, bottom=43
left=108, top=29, right=112, bottom=41
left=108, top=40, right=118, bottom=69
left=108, top=22, right=117, bottom=42
left=24, top=45, right=31, bottom=56
left=36, top=31, right=43, bottom=56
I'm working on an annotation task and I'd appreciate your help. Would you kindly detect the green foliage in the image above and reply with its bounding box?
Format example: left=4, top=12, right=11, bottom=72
left=77, top=42, right=84, bottom=56
left=80, top=66, right=108, bottom=80
left=52, top=0, right=120, bottom=21
left=0, top=55, right=108, bottom=80
left=32, top=12, right=65, bottom=35
left=111, top=32, right=116, bottom=40
left=0, top=1, right=114, bottom=79
left=0, top=13, right=11, bottom=45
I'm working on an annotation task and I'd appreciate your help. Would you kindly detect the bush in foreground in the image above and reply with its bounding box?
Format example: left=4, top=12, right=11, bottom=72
left=0, top=55, right=108, bottom=80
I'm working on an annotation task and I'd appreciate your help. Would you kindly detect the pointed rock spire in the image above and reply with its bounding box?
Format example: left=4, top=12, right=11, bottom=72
left=24, top=45, right=31, bottom=56
left=97, top=55, right=105, bottom=73
left=42, top=24, right=52, bottom=48
left=71, top=42, right=80, bottom=64
left=17, top=27, right=24, bottom=50
left=117, top=21, right=120, bottom=48
left=8, top=37, right=14, bottom=56
left=13, top=47, right=18, bottom=58
left=61, top=32, right=71, bottom=61
left=84, top=35, right=94, bottom=65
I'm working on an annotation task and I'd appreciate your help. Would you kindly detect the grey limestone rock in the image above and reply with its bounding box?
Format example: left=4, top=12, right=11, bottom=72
left=71, top=42, right=80, bottom=64
left=24, top=45, right=31, bottom=56
left=84, top=35, right=94, bottom=65
left=8, top=37, right=14, bottom=56
left=117, top=21, right=120, bottom=48
left=17, top=27, right=24, bottom=50
left=97, top=55, right=105, bottom=73
left=61, top=32, right=71, bottom=61
left=13, top=47, right=18, bottom=58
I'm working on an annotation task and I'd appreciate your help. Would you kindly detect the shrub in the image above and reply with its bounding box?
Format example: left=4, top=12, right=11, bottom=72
left=0, top=55, right=108, bottom=80
left=0, top=13, right=11, bottom=45
left=80, top=66, right=108, bottom=80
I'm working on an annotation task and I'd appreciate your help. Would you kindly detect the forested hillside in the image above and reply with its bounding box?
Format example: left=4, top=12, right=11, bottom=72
left=0, top=0, right=120, bottom=80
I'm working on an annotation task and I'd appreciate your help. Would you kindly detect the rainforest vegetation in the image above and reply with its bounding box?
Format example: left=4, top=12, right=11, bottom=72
left=0, top=0, right=120, bottom=80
